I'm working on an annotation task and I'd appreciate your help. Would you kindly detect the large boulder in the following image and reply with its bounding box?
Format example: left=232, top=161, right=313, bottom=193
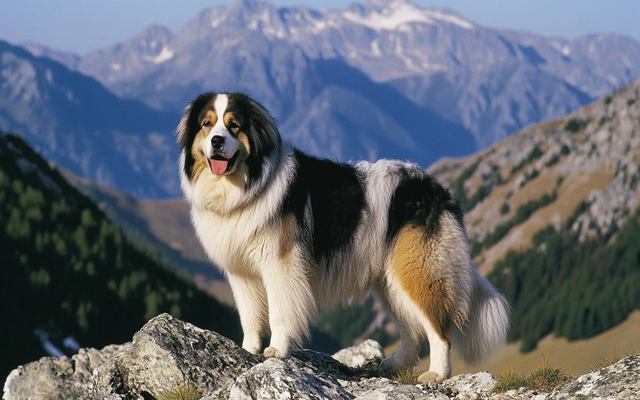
left=4, top=314, right=640, bottom=399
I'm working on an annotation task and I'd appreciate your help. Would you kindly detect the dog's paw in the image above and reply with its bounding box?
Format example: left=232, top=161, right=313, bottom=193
left=417, top=371, right=445, bottom=386
left=243, top=344, right=262, bottom=355
left=263, top=346, right=287, bottom=358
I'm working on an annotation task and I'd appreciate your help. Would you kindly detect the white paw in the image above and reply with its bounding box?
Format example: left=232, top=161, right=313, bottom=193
left=242, top=344, right=262, bottom=355
left=417, top=371, right=445, bottom=385
left=263, top=346, right=287, bottom=358
left=242, top=336, right=262, bottom=355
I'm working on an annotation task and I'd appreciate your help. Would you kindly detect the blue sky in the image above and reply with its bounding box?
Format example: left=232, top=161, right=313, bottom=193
left=1, top=0, right=639, bottom=55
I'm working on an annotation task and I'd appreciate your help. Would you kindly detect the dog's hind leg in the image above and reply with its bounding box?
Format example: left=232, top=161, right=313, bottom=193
left=375, top=280, right=421, bottom=370
left=381, top=222, right=473, bottom=384
left=376, top=277, right=452, bottom=383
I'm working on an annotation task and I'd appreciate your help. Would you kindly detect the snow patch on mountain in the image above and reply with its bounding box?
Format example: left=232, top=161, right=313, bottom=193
left=343, top=1, right=473, bottom=31
left=142, top=46, right=174, bottom=64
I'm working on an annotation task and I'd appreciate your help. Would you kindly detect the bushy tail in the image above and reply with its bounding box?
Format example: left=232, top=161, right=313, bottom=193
left=452, top=268, right=510, bottom=364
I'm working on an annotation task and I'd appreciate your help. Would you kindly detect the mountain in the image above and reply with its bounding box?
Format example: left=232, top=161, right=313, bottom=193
left=0, top=130, right=241, bottom=379
left=429, top=79, right=640, bottom=357
left=0, top=40, right=181, bottom=198
left=39, top=0, right=640, bottom=150
left=6, top=41, right=475, bottom=198
left=10, top=0, right=640, bottom=198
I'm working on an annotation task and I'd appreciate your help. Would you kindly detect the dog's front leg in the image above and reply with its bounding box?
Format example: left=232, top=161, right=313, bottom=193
left=261, top=262, right=316, bottom=358
left=226, top=273, right=269, bottom=355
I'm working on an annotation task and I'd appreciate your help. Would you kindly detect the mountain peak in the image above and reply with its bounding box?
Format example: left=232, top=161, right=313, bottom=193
left=345, top=0, right=473, bottom=31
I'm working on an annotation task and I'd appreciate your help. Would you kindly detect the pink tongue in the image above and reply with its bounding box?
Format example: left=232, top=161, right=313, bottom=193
left=209, top=159, right=228, bottom=175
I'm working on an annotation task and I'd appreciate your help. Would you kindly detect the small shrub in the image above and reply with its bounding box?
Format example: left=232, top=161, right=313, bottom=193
left=494, top=365, right=571, bottom=393
left=391, top=367, right=421, bottom=385
left=564, top=118, right=588, bottom=133
left=528, top=366, right=571, bottom=392
left=524, top=168, right=539, bottom=181
left=545, top=154, right=560, bottom=167
left=493, top=369, right=530, bottom=392
left=500, top=203, right=510, bottom=215
left=604, top=96, right=612, bottom=105
left=156, top=386, right=203, bottom=400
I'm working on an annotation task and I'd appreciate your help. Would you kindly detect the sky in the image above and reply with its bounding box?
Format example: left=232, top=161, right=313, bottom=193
left=1, top=0, right=639, bottom=55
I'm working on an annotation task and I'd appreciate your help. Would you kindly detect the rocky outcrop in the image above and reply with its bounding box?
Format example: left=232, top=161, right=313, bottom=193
left=4, top=314, right=640, bottom=399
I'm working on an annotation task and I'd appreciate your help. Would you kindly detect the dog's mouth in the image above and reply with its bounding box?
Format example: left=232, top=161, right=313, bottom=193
left=208, top=151, right=239, bottom=175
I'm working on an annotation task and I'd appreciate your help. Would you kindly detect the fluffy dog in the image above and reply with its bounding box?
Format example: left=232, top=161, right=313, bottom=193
left=177, top=92, right=509, bottom=384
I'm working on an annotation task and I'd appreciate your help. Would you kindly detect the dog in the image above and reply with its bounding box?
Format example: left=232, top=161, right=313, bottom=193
left=177, top=91, right=510, bottom=384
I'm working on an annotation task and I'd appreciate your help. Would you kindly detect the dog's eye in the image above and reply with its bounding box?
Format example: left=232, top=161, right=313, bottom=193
left=202, top=120, right=212, bottom=128
left=228, top=121, right=240, bottom=133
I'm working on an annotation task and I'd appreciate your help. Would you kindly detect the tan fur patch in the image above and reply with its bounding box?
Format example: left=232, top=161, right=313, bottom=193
left=237, top=131, right=251, bottom=155
left=201, top=109, right=219, bottom=131
left=279, top=214, right=297, bottom=260
left=224, top=112, right=251, bottom=155
left=190, top=128, right=210, bottom=181
left=390, top=225, right=454, bottom=345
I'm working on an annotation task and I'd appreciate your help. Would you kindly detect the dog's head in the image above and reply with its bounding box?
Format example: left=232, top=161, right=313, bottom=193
left=178, top=92, right=281, bottom=211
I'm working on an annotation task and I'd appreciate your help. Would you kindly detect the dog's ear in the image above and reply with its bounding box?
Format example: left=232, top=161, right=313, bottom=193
left=246, top=97, right=281, bottom=158
left=177, top=92, right=215, bottom=149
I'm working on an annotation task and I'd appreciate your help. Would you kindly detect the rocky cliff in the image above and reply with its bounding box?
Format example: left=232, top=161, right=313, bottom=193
left=4, top=314, right=639, bottom=399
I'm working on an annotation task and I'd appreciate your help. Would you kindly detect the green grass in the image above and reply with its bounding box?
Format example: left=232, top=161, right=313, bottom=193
left=391, top=367, right=421, bottom=385
left=590, top=352, right=628, bottom=372
left=494, top=364, right=571, bottom=393
left=156, top=386, right=203, bottom=400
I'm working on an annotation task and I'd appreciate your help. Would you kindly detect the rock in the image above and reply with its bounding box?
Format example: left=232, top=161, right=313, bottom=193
left=4, top=314, right=262, bottom=400
left=206, top=357, right=353, bottom=400
left=3, top=344, right=123, bottom=400
left=344, top=377, right=448, bottom=399
left=4, top=314, right=640, bottom=399
left=332, top=339, right=385, bottom=368
left=548, top=354, right=640, bottom=399
left=443, top=371, right=499, bottom=398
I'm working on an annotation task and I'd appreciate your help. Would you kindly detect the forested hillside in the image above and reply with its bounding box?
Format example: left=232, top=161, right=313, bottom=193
left=0, top=131, right=240, bottom=379
left=489, top=207, right=640, bottom=352
left=431, top=80, right=640, bottom=354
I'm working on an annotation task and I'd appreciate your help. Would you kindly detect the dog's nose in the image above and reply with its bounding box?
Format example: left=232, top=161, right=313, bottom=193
left=211, top=135, right=225, bottom=150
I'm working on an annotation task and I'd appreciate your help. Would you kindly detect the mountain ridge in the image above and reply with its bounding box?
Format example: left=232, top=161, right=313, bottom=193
left=6, top=0, right=640, bottom=198
left=35, top=0, right=640, bottom=149
left=0, top=40, right=181, bottom=198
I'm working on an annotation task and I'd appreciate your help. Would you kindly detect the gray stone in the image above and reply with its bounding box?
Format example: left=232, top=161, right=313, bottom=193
left=206, top=357, right=353, bottom=400
left=332, top=339, right=385, bottom=368
left=444, top=371, right=499, bottom=398
left=92, top=313, right=262, bottom=399
left=4, top=315, right=640, bottom=400
left=3, top=344, right=124, bottom=400
left=548, top=354, right=640, bottom=399
left=347, top=377, right=449, bottom=399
